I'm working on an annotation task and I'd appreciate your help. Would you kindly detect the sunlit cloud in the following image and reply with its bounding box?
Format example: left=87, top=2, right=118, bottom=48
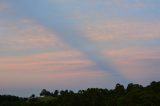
left=0, top=19, right=67, bottom=51
left=0, top=0, right=160, bottom=96
left=0, top=69, right=112, bottom=90
left=0, top=50, right=113, bottom=89
left=0, top=50, right=95, bottom=72
left=103, top=48, right=160, bottom=83
left=82, top=21, right=160, bottom=42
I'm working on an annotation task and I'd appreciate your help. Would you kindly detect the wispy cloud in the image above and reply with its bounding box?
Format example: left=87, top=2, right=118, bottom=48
left=0, top=3, right=10, bottom=12
left=82, top=21, right=160, bottom=42
left=0, top=19, right=67, bottom=51
left=0, top=50, right=95, bottom=72
left=0, top=50, right=113, bottom=89
left=103, top=48, right=160, bottom=83
left=0, top=0, right=160, bottom=95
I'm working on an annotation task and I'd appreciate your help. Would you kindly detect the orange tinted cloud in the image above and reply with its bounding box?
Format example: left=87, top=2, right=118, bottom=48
left=82, top=21, right=160, bottom=42
left=0, top=50, right=94, bottom=72
left=0, top=69, right=112, bottom=89
left=0, top=19, right=66, bottom=50
left=0, top=50, right=111, bottom=88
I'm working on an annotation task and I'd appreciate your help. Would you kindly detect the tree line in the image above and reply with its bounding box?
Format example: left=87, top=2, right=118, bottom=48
left=0, top=81, right=160, bottom=106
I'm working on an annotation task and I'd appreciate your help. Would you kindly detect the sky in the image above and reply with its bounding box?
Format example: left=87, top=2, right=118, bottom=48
left=0, top=0, right=160, bottom=97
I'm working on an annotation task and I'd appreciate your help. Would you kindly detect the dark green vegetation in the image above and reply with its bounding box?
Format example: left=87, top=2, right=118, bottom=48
left=0, top=81, right=160, bottom=106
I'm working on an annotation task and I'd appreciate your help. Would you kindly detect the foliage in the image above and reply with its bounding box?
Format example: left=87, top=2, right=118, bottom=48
left=0, top=81, right=160, bottom=106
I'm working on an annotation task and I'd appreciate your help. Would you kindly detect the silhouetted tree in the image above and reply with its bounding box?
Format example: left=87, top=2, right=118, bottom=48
left=29, top=94, right=35, bottom=99
left=1, top=81, right=160, bottom=106
left=53, top=90, right=59, bottom=97
left=127, top=83, right=143, bottom=92
left=40, top=89, right=51, bottom=96
left=115, top=83, right=125, bottom=95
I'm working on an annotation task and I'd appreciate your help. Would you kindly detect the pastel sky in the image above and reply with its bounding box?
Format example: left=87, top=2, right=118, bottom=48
left=0, top=0, right=160, bottom=97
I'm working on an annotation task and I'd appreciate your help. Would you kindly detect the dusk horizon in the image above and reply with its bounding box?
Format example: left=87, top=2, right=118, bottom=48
left=0, top=0, right=160, bottom=97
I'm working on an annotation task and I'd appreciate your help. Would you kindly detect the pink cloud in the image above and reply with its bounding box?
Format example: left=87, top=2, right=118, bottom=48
left=103, top=48, right=160, bottom=83
left=0, top=69, right=112, bottom=89
left=48, top=70, right=109, bottom=80
left=0, top=19, right=67, bottom=50
left=0, top=50, right=113, bottom=88
left=82, top=21, right=160, bottom=42
left=0, top=50, right=95, bottom=72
